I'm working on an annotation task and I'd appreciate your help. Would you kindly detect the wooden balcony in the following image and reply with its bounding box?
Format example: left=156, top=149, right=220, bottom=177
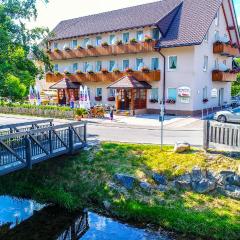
left=47, top=41, right=157, bottom=60
left=46, top=70, right=161, bottom=83
left=212, top=70, right=237, bottom=82
left=213, top=42, right=240, bottom=57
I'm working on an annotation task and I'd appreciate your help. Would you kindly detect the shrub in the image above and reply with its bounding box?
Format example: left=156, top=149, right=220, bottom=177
left=75, top=108, right=88, bottom=116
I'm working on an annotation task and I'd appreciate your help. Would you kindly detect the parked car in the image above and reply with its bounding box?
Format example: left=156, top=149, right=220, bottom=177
left=231, top=96, right=240, bottom=108
left=214, top=107, right=240, bottom=123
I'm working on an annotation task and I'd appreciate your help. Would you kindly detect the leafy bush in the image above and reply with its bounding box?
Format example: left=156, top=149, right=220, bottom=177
left=75, top=108, right=88, bottom=116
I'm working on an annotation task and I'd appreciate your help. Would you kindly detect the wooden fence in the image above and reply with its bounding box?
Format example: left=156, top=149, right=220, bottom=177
left=203, top=120, right=240, bottom=151
left=0, top=121, right=87, bottom=175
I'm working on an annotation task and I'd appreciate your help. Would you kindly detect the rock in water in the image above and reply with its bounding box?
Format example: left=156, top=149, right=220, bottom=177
left=174, top=142, right=190, bottom=153
left=114, top=174, right=136, bottom=190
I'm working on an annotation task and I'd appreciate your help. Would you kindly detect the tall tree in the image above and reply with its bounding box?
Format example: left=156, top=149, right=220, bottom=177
left=0, top=0, right=51, bottom=101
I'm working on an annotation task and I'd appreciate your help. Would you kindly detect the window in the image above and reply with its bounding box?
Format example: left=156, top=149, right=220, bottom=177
left=203, top=56, right=208, bottom=71
left=168, top=56, right=177, bottom=70
left=53, top=42, right=58, bottom=49
left=109, top=35, right=116, bottom=45
left=54, top=64, right=59, bottom=71
left=96, top=88, right=102, bottom=97
left=151, top=58, right=159, bottom=70
left=203, top=86, right=208, bottom=99
left=152, top=28, right=160, bottom=40
left=215, top=10, right=219, bottom=26
left=168, top=88, right=177, bottom=100
left=215, top=58, right=219, bottom=69
left=136, top=58, right=143, bottom=71
left=136, top=31, right=144, bottom=41
left=122, top=32, right=129, bottom=43
left=109, top=60, right=116, bottom=72
left=96, top=61, right=102, bottom=72
left=83, top=38, right=89, bottom=48
left=150, top=88, right=159, bottom=100
left=109, top=89, right=115, bottom=97
left=84, top=62, right=90, bottom=72
left=204, top=32, right=208, bottom=41
left=72, top=40, right=78, bottom=49
left=96, top=36, right=102, bottom=46
left=223, top=60, right=227, bottom=66
left=214, top=30, right=220, bottom=41
left=123, top=59, right=129, bottom=70
left=73, top=63, right=78, bottom=72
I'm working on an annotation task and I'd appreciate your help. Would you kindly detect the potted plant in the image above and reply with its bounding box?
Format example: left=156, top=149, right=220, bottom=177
left=150, top=99, right=158, bottom=103
left=125, top=67, right=134, bottom=73
left=95, top=96, right=102, bottom=101
left=116, top=40, right=123, bottom=46
left=64, top=70, right=71, bottom=75
left=141, top=66, right=150, bottom=73
left=101, top=42, right=109, bottom=47
left=203, top=98, right=209, bottom=103
left=113, top=68, right=121, bottom=74
left=101, top=68, right=109, bottom=74
left=144, top=35, right=153, bottom=43
left=64, top=46, right=71, bottom=51
left=75, top=108, right=88, bottom=121
left=77, top=45, right=83, bottom=50
left=54, top=48, right=60, bottom=52
left=166, top=99, right=176, bottom=104
left=108, top=96, right=115, bottom=101
left=87, top=70, right=95, bottom=74
left=87, top=44, right=94, bottom=49
left=76, top=70, right=84, bottom=74
left=130, top=38, right=137, bottom=44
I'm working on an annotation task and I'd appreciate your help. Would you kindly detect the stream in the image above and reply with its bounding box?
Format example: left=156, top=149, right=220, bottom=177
left=0, top=196, right=173, bottom=240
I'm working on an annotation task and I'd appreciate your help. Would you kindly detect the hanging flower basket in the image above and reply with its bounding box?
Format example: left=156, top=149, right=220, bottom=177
left=101, top=68, right=109, bottom=74
left=141, top=66, right=150, bottom=73
left=150, top=99, right=158, bottom=103
left=95, top=96, right=102, bottom=101
left=125, top=68, right=134, bottom=73
left=203, top=98, right=209, bottom=103
left=108, top=96, right=115, bottom=101
left=166, top=99, right=176, bottom=104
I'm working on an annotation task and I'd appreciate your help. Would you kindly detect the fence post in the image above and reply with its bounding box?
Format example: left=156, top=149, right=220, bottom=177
left=68, top=126, right=74, bottom=154
left=203, top=120, right=210, bottom=151
left=25, top=136, right=32, bottom=169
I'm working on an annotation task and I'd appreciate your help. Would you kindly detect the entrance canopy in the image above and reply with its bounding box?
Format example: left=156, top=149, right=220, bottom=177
left=49, top=78, right=80, bottom=90
left=107, top=76, right=152, bottom=89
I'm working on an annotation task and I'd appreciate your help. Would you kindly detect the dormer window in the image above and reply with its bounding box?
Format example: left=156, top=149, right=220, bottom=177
left=152, top=28, right=160, bottom=40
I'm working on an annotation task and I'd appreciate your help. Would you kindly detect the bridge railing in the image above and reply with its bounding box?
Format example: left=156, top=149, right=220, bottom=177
left=0, top=122, right=87, bottom=175
left=203, top=120, right=240, bottom=151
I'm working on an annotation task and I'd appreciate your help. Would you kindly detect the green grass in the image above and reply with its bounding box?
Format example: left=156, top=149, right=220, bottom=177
left=0, top=143, right=239, bottom=239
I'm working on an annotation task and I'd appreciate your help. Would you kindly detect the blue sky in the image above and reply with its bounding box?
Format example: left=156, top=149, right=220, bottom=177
left=28, top=0, right=240, bottom=30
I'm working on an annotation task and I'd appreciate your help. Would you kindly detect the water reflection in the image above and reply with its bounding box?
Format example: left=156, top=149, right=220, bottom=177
left=0, top=196, right=171, bottom=240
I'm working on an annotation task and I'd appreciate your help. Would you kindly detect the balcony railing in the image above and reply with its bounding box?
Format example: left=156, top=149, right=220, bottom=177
left=213, top=42, right=239, bottom=57
left=212, top=70, right=237, bottom=82
left=47, top=41, right=157, bottom=60
left=46, top=70, right=161, bottom=83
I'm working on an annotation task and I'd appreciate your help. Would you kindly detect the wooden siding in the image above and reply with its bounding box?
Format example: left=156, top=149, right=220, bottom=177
left=46, top=70, right=161, bottom=83
left=213, top=42, right=240, bottom=57
left=212, top=70, right=237, bottom=82
left=48, top=41, right=157, bottom=60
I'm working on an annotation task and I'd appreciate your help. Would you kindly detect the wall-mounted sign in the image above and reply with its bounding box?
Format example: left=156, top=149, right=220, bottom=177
left=211, top=88, right=218, bottom=98
left=180, top=97, right=190, bottom=104
left=178, top=86, right=191, bottom=97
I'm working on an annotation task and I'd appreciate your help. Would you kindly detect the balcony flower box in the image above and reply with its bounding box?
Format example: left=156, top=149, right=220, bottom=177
left=87, top=44, right=94, bottom=49
left=113, top=68, right=121, bottom=74
left=141, top=66, right=150, bottom=73
left=87, top=70, right=95, bottom=75
left=125, top=68, right=134, bottom=73
left=203, top=98, right=209, bottom=103
left=166, top=99, right=176, bottom=104
left=95, top=96, right=102, bottom=101
left=108, top=96, right=115, bottom=101
left=213, top=41, right=239, bottom=57
left=54, top=48, right=60, bottom=53
left=101, top=42, right=109, bottom=47
left=116, top=40, right=123, bottom=46
left=130, top=38, right=138, bottom=44
left=76, top=70, right=84, bottom=75
left=212, top=70, right=237, bottom=82
left=64, top=46, right=71, bottom=51
left=101, top=68, right=109, bottom=74
left=77, top=45, right=83, bottom=50
left=149, top=99, right=158, bottom=103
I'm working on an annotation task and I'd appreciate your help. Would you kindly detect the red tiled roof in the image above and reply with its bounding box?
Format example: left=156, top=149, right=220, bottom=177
left=49, top=78, right=80, bottom=89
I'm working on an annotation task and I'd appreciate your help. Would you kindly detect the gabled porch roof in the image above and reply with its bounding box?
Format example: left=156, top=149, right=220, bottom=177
left=49, top=78, right=80, bottom=89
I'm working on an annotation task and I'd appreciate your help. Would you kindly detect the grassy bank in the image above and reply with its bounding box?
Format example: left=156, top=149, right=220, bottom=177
left=0, top=143, right=239, bottom=239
